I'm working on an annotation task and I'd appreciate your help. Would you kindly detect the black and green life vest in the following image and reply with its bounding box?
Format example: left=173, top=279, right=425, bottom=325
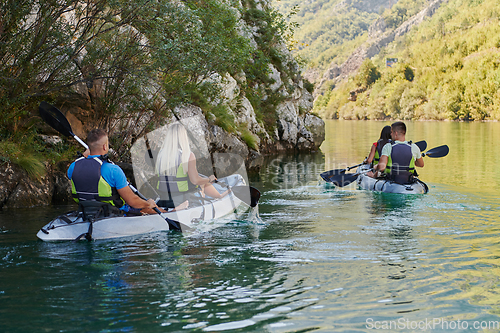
left=384, top=142, right=416, bottom=184
left=157, top=162, right=197, bottom=195
left=70, top=156, right=124, bottom=207
left=374, top=139, right=391, bottom=164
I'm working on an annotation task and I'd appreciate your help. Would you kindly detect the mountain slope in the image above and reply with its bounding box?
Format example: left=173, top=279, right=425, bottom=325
left=314, top=0, right=500, bottom=120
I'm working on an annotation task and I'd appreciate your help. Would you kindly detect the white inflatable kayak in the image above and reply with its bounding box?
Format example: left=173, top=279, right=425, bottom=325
left=37, top=174, right=249, bottom=241
left=356, top=165, right=428, bottom=194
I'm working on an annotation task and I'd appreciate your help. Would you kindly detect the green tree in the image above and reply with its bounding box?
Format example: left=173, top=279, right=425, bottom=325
left=355, top=59, right=381, bottom=88
left=0, top=0, right=252, bottom=141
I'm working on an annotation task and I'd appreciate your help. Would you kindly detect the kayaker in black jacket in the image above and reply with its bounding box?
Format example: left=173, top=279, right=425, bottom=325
left=68, top=129, right=158, bottom=214
left=367, top=122, right=424, bottom=184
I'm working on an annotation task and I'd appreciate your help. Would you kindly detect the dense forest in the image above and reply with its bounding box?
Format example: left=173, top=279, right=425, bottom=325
left=275, top=0, right=500, bottom=121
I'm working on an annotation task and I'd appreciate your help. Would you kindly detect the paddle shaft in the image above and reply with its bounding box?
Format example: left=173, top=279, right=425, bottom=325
left=75, top=137, right=89, bottom=150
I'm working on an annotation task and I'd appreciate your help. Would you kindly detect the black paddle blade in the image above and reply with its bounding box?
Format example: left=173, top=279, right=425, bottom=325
left=320, top=168, right=348, bottom=181
left=230, top=185, right=261, bottom=208
left=424, top=145, right=449, bottom=158
left=327, top=173, right=359, bottom=187
left=414, top=140, right=427, bottom=152
left=250, top=186, right=261, bottom=207
left=39, top=102, right=74, bottom=137
left=320, top=163, right=364, bottom=181
left=320, top=170, right=339, bottom=181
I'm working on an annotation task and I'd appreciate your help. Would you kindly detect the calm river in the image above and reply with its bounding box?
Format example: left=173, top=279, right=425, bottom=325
left=1, top=120, right=500, bottom=332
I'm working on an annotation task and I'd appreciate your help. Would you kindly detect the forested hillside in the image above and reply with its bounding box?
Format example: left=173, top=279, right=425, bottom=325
left=275, top=0, right=500, bottom=121
left=273, top=0, right=427, bottom=72
left=316, top=0, right=500, bottom=120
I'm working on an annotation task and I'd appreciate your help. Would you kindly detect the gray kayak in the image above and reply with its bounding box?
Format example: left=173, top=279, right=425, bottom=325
left=37, top=174, right=249, bottom=241
left=356, top=165, right=428, bottom=194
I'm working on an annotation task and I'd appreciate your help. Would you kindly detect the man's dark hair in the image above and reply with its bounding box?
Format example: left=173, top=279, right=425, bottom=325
left=87, top=129, right=108, bottom=148
left=391, top=121, right=406, bottom=135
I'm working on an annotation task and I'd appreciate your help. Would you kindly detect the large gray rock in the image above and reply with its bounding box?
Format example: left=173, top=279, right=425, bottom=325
left=304, top=114, right=326, bottom=148
left=2, top=163, right=53, bottom=209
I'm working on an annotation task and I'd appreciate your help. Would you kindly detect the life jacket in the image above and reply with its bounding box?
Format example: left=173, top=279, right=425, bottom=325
left=70, top=156, right=124, bottom=208
left=384, top=141, right=416, bottom=184
left=157, top=151, right=197, bottom=197
left=374, top=139, right=391, bottom=164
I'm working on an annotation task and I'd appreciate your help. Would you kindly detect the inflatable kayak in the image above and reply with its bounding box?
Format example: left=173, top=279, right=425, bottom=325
left=37, top=174, right=249, bottom=241
left=356, top=165, right=428, bottom=194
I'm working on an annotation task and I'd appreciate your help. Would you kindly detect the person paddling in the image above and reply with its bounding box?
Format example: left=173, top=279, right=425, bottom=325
left=68, top=129, right=158, bottom=214
left=367, top=121, right=424, bottom=184
left=363, top=125, right=392, bottom=167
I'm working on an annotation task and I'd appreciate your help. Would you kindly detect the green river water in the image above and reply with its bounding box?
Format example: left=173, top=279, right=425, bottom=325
left=1, top=120, right=500, bottom=332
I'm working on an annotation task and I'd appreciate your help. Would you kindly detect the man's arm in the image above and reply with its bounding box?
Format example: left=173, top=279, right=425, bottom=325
left=415, top=157, right=424, bottom=167
left=412, top=143, right=424, bottom=167
left=117, top=186, right=156, bottom=209
left=376, top=155, right=388, bottom=172
left=106, top=164, right=156, bottom=210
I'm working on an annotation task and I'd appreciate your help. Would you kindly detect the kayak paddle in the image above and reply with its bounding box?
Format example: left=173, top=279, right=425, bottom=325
left=414, top=140, right=427, bottom=152
left=422, top=145, right=449, bottom=158
left=319, top=163, right=364, bottom=181
left=326, top=172, right=361, bottom=187
left=39, top=102, right=185, bottom=232
left=39, top=101, right=89, bottom=150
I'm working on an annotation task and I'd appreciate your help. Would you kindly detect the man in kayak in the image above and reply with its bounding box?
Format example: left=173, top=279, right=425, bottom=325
left=367, top=121, right=424, bottom=184
left=68, top=129, right=158, bottom=214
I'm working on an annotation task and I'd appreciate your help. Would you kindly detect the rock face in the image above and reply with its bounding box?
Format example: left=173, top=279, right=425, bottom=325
left=56, top=0, right=325, bottom=159
left=0, top=161, right=72, bottom=209
left=314, top=0, right=446, bottom=96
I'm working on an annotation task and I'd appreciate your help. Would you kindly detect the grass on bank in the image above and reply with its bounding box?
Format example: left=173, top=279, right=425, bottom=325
left=0, top=134, right=78, bottom=180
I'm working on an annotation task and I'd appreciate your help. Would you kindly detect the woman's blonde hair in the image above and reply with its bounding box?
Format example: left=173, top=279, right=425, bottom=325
left=155, top=123, right=192, bottom=176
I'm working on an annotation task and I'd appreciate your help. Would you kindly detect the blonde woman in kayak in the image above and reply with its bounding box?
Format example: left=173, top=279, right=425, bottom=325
left=155, top=123, right=228, bottom=210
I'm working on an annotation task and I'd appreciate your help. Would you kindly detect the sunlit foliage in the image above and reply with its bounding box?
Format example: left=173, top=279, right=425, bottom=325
left=313, top=0, right=500, bottom=120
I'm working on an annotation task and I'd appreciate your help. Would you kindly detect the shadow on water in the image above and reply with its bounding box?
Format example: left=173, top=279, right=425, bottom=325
left=364, top=192, right=424, bottom=215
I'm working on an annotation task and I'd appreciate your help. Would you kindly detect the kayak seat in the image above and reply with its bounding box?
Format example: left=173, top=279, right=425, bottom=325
left=78, top=201, right=124, bottom=221
left=156, top=189, right=211, bottom=210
